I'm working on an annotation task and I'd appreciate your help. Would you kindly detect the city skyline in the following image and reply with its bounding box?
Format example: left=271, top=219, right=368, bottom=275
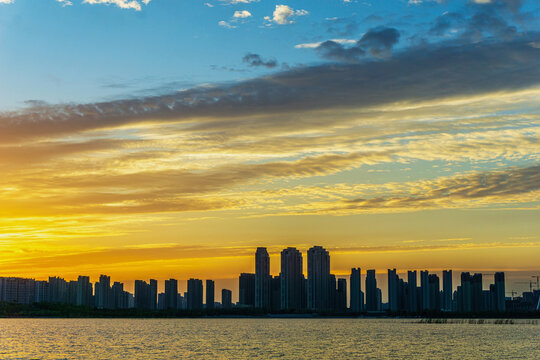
left=0, top=1, right=539, bottom=286
left=1, top=246, right=539, bottom=310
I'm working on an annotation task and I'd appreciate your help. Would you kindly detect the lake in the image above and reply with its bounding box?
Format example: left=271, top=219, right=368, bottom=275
left=0, top=318, right=538, bottom=359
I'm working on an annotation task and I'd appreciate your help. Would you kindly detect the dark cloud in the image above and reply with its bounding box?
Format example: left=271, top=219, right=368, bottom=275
left=1, top=35, right=540, bottom=143
left=325, top=16, right=360, bottom=37
left=316, top=27, right=400, bottom=62
left=242, top=53, right=278, bottom=68
left=338, top=165, right=540, bottom=211
left=430, top=0, right=525, bottom=40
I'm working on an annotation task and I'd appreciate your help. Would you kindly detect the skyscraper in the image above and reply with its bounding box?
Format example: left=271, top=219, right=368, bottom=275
left=460, top=272, right=472, bottom=312
left=428, top=274, right=440, bottom=311
left=365, top=269, right=378, bottom=312
left=494, top=272, right=506, bottom=312
left=407, top=271, right=417, bottom=313
left=307, top=246, right=330, bottom=311
left=280, top=247, right=303, bottom=310
left=255, top=247, right=271, bottom=310
left=350, top=268, right=362, bottom=313
left=337, top=278, right=347, bottom=311
left=187, top=278, right=203, bottom=310
left=206, top=280, right=215, bottom=310
left=239, top=273, right=255, bottom=307
left=221, top=289, right=232, bottom=309
left=165, top=279, right=178, bottom=310
left=76, top=276, right=92, bottom=307
left=149, top=279, right=158, bottom=310
left=420, top=270, right=430, bottom=311
left=388, top=269, right=398, bottom=313
left=135, top=280, right=150, bottom=309
left=442, top=270, right=452, bottom=311
left=471, top=273, right=483, bottom=312
left=95, top=274, right=112, bottom=309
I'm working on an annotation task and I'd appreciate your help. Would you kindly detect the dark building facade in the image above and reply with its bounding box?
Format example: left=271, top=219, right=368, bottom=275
left=239, top=273, right=255, bottom=307
left=206, top=280, right=215, bottom=310
left=307, top=246, right=330, bottom=311
left=255, top=247, right=271, bottom=310
left=187, top=278, right=203, bottom=310
left=280, top=247, right=304, bottom=310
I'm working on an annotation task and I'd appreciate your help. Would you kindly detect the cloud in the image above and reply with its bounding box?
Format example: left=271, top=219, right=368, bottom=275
left=267, top=5, right=308, bottom=25
left=313, top=27, right=400, bottom=62
left=0, top=0, right=14, bottom=3
left=82, top=0, right=149, bottom=11
left=331, top=165, right=540, bottom=212
left=233, top=10, right=251, bottom=18
left=218, top=20, right=236, bottom=29
left=1, top=35, right=540, bottom=143
left=57, top=0, right=73, bottom=6
left=242, top=53, right=278, bottom=68
left=295, top=39, right=357, bottom=49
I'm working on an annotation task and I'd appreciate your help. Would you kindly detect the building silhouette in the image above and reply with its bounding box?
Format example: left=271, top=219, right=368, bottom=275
left=255, top=247, right=271, bottom=310
left=164, top=279, right=178, bottom=310
left=221, top=289, right=232, bottom=309
left=187, top=278, right=203, bottom=310
left=442, top=270, right=452, bottom=311
left=407, top=271, right=418, bottom=313
left=350, top=268, right=363, bottom=312
left=494, top=272, right=506, bottom=312
left=337, top=278, right=347, bottom=311
left=239, top=273, right=255, bottom=307
left=307, top=246, right=330, bottom=311
left=280, top=247, right=304, bottom=310
left=206, top=280, right=215, bottom=310
left=76, top=276, right=92, bottom=307
left=365, top=269, right=379, bottom=311
left=388, top=269, right=398, bottom=312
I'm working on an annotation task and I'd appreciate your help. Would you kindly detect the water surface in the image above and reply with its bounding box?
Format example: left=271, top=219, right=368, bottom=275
left=1, top=318, right=538, bottom=359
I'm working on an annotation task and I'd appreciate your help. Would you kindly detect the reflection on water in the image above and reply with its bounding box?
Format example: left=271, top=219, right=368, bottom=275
left=1, top=318, right=539, bottom=359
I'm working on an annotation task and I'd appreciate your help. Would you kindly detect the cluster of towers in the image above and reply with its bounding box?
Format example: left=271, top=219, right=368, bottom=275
left=1, top=246, right=539, bottom=313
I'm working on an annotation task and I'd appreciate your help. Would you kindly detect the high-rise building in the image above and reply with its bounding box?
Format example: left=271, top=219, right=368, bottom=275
left=255, top=247, right=271, bottom=310
left=407, top=271, right=417, bottom=313
left=328, top=274, right=336, bottom=310
left=494, top=272, right=506, bottom=312
left=206, top=280, right=215, bottom=310
left=442, top=270, right=452, bottom=311
left=48, top=277, right=67, bottom=304
left=428, top=274, right=440, bottom=311
left=135, top=280, right=150, bottom=309
left=149, top=279, right=158, bottom=310
left=270, top=275, right=281, bottom=312
left=460, top=272, right=472, bottom=312
left=388, top=269, right=398, bottom=312
left=307, top=246, right=330, bottom=311
left=337, top=278, right=347, bottom=311
left=221, top=289, right=232, bottom=309
left=420, top=270, right=430, bottom=311
left=165, top=279, right=178, bottom=310
left=365, top=270, right=378, bottom=312
left=350, top=268, right=362, bottom=312
left=187, top=278, right=203, bottom=310
left=76, top=276, right=92, bottom=307
left=112, top=282, right=128, bottom=309
left=95, top=275, right=112, bottom=309
left=239, top=273, right=255, bottom=307
left=471, top=273, right=483, bottom=312
left=280, top=247, right=304, bottom=310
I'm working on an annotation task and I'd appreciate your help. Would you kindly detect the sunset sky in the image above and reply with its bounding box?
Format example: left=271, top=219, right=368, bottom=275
left=0, top=0, right=539, bottom=295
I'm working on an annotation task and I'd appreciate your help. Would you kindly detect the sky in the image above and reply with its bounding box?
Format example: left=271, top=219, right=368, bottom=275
left=0, top=0, right=539, bottom=295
